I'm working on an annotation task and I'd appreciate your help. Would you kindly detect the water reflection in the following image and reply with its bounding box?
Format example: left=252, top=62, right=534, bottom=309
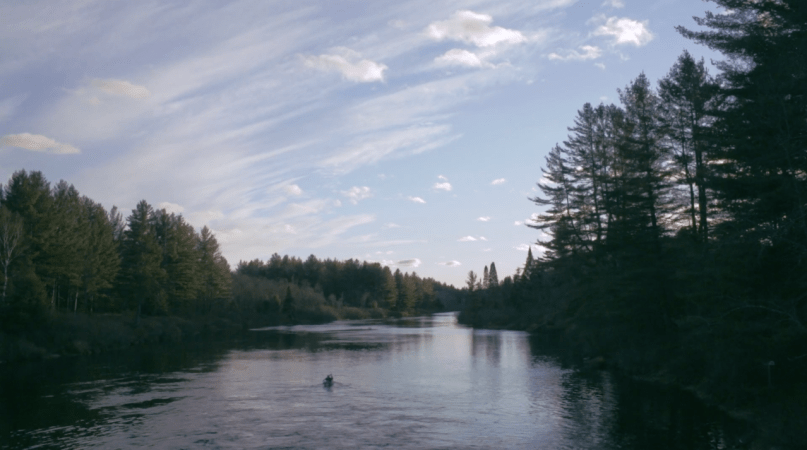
left=0, top=312, right=745, bottom=449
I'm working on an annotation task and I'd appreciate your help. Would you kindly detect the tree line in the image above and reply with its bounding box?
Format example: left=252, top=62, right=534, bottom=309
left=232, top=255, right=455, bottom=321
left=460, top=0, right=807, bottom=433
left=0, top=170, right=231, bottom=322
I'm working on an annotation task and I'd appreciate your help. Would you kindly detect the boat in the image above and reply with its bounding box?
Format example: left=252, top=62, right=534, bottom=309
left=323, top=374, right=333, bottom=387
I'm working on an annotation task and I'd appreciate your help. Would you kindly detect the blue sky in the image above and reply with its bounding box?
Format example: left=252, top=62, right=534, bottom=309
left=0, top=0, right=722, bottom=287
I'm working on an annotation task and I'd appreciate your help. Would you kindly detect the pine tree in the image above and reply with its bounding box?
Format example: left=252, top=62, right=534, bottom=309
left=120, top=200, right=165, bottom=319
left=482, top=265, right=489, bottom=289
left=78, top=198, right=120, bottom=313
left=658, top=50, right=719, bottom=241
left=488, top=262, right=498, bottom=287
left=197, top=225, right=230, bottom=313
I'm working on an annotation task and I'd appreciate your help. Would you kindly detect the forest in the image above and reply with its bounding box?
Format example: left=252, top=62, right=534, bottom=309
left=0, top=170, right=454, bottom=361
left=459, top=0, right=807, bottom=444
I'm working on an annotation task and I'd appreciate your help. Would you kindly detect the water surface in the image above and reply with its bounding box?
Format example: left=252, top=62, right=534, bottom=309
left=0, top=313, right=744, bottom=449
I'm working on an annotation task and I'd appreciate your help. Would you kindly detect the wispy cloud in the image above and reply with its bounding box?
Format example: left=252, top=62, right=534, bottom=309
left=477, top=216, right=491, bottom=222
left=548, top=45, right=602, bottom=61
left=397, top=258, right=421, bottom=267
left=491, top=178, right=506, bottom=185
left=458, top=236, right=477, bottom=242
left=383, top=222, right=401, bottom=229
left=439, top=260, right=461, bottom=266
left=408, top=196, right=426, bottom=204
left=304, top=48, right=387, bottom=82
left=434, top=182, right=452, bottom=191
left=91, top=79, right=151, bottom=99
left=591, top=15, right=653, bottom=46
left=0, top=133, right=80, bottom=154
left=342, top=186, right=372, bottom=204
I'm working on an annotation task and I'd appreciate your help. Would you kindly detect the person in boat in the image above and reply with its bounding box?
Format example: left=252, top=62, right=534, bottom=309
left=323, top=374, right=333, bottom=387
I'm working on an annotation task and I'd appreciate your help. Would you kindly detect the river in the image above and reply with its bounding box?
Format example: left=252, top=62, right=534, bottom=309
left=0, top=312, right=746, bottom=449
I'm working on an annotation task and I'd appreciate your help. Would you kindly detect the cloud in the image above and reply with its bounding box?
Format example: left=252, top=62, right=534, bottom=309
left=284, top=184, right=303, bottom=196
left=548, top=45, right=602, bottom=61
left=91, top=79, right=151, bottom=99
left=408, top=196, right=426, bottom=204
left=491, top=178, right=506, bottom=185
left=592, top=16, right=653, bottom=46
left=602, top=0, right=625, bottom=7
left=304, top=49, right=387, bottom=82
left=434, top=182, right=452, bottom=191
left=477, top=216, right=491, bottom=222
left=458, top=236, right=477, bottom=242
left=158, top=202, right=184, bottom=214
left=397, top=258, right=421, bottom=267
left=514, top=220, right=524, bottom=226
left=435, top=49, right=492, bottom=68
left=383, top=222, right=401, bottom=229
left=515, top=244, right=535, bottom=251
left=479, top=236, right=488, bottom=241
left=342, top=186, right=372, bottom=204
left=595, top=62, right=606, bottom=70
left=426, top=10, right=527, bottom=48
left=439, top=260, right=462, bottom=267
left=438, top=175, right=447, bottom=181
left=0, top=133, right=80, bottom=154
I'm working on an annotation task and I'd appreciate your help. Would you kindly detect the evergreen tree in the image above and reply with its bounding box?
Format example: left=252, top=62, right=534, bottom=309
left=658, top=50, right=719, bottom=241
left=488, top=262, right=498, bottom=287
left=482, top=265, right=489, bottom=289
left=197, top=225, right=231, bottom=313
left=120, top=200, right=165, bottom=318
left=0, top=206, right=24, bottom=305
left=78, top=198, right=120, bottom=313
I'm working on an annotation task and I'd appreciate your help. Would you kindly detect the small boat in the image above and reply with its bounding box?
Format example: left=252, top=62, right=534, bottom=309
left=323, top=374, right=333, bottom=387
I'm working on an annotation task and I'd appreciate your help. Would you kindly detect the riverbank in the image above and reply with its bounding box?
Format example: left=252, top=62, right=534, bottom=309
left=458, top=311, right=806, bottom=449
left=0, top=305, right=444, bottom=364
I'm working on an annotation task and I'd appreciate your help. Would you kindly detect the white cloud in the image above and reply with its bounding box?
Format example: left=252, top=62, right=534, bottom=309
left=91, top=79, right=151, bottom=99
left=426, top=10, right=527, bottom=48
left=435, top=49, right=492, bottom=68
left=383, top=222, right=401, bottom=229
left=592, top=16, right=653, bottom=46
left=514, top=220, right=524, bottom=226
left=602, top=0, right=625, bottom=7
left=491, top=178, right=506, bottom=185
left=438, top=175, right=447, bottom=181
left=548, top=45, right=602, bottom=61
left=434, top=182, right=452, bottom=191
left=0, top=133, right=80, bottom=154
left=439, top=260, right=461, bottom=267
left=397, top=258, right=421, bottom=267
left=304, top=49, right=387, bottom=83
left=515, top=244, right=534, bottom=251
left=479, top=236, right=488, bottom=241
left=477, top=216, right=491, bottom=222
left=458, top=236, right=477, bottom=242
left=284, top=184, right=303, bottom=196
left=342, top=186, right=372, bottom=204
left=408, top=196, right=426, bottom=204
left=595, top=62, right=606, bottom=70
left=158, top=202, right=184, bottom=214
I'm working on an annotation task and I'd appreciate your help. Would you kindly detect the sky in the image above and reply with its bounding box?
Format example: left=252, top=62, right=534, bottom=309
left=0, top=0, right=724, bottom=288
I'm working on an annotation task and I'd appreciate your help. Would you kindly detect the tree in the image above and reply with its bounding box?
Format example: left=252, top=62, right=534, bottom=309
left=120, top=200, right=165, bottom=319
left=658, top=50, right=719, bottom=241
left=466, top=270, right=478, bottom=292
left=0, top=206, right=24, bottom=304
left=197, top=225, right=231, bottom=313
left=482, top=265, right=489, bottom=289
left=78, top=198, right=120, bottom=313
left=488, top=262, right=499, bottom=287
